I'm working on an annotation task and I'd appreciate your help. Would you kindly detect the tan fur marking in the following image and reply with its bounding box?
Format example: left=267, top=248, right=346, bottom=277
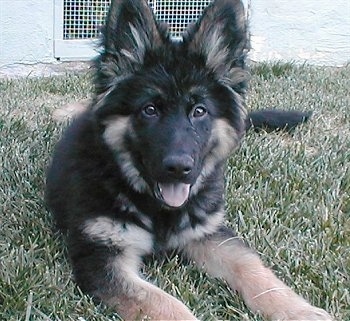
left=184, top=235, right=333, bottom=320
left=103, top=116, right=150, bottom=193
left=52, top=99, right=90, bottom=122
left=83, top=216, right=153, bottom=255
left=191, top=118, right=241, bottom=196
left=204, top=28, right=229, bottom=73
left=103, top=116, right=130, bottom=147
left=102, top=275, right=198, bottom=320
left=167, top=208, right=225, bottom=249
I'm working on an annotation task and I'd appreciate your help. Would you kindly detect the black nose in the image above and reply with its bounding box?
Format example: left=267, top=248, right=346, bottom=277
left=163, top=154, right=194, bottom=179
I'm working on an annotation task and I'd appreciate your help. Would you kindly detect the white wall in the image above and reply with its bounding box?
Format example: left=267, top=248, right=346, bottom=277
left=0, top=0, right=55, bottom=66
left=0, top=0, right=349, bottom=68
left=249, top=0, right=350, bottom=66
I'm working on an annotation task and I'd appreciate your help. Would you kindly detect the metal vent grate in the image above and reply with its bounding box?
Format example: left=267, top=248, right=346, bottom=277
left=63, top=0, right=110, bottom=39
left=63, top=0, right=212, bottom=40
left=153, top=0, right=212, bottom=38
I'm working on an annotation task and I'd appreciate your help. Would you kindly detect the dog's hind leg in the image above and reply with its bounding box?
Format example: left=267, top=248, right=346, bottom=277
left=184, top=227, right=332, bottom=320
left=52, top=99, right=91, bottom=122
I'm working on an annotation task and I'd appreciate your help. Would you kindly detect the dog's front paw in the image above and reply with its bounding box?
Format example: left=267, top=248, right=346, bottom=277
left=271, top=305, right=333, bottom=320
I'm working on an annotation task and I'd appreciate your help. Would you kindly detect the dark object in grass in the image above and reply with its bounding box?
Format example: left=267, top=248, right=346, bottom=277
left=246, top=109, right=313, bottom=132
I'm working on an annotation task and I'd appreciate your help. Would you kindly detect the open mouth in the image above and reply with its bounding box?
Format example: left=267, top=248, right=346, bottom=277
left=155, top=182, right=191, bottom=208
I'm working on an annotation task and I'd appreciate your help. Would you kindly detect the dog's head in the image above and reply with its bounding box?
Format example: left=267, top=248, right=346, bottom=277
left=93, top=0, right=249, bottom=208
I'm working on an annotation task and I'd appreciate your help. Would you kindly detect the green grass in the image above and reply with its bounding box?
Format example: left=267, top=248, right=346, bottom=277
left=0, top=64, right=349, bottom=320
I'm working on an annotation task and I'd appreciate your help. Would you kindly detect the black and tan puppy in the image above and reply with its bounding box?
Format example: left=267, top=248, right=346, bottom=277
left=46, top=0, right=331, bottom=319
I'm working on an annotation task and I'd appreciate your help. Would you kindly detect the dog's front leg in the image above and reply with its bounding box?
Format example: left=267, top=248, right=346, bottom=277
left=72, top=219, right=198, bottom=321
left=100, top=276, right=198, bottom=320
left=184, top=227, right=332, bottom=320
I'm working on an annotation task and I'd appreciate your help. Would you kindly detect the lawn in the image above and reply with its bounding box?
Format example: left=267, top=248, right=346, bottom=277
left=0, top=63, right=349, bottom=320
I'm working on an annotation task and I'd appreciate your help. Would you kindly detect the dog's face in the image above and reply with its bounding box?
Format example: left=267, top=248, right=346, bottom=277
left=94, top=0, right=248, bottom=208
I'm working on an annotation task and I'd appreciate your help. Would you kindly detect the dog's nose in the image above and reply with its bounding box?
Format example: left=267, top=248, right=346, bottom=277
left=163, top=155, right=194, bottom=179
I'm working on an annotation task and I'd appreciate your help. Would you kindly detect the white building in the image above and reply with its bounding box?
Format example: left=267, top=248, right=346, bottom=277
left=0, top=0, right=349, bottom=69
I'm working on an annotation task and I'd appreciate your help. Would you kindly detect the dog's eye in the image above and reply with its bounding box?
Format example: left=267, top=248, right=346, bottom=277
left=142, top=104, right=158, bottom=117
left=192, top=105, right=207, bottom=118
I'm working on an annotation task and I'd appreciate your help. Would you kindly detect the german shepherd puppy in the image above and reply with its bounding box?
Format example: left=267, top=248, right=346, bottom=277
left=46, top=0, right=332, bottom=319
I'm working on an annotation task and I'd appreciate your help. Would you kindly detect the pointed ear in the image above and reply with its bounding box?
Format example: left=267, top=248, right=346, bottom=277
left=95, top=0, right=166, bottom=93
left=183, top=0, right=249, bottom=82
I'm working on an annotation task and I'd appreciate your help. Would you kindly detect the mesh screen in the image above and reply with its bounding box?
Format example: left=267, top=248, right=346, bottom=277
left=63, top=0, right=212, bottom=39
left=153, top=0, right=212, bottom=38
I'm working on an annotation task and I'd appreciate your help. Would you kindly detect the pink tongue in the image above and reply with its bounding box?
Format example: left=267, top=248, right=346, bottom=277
left=159, top=183, right=190, bottom=207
